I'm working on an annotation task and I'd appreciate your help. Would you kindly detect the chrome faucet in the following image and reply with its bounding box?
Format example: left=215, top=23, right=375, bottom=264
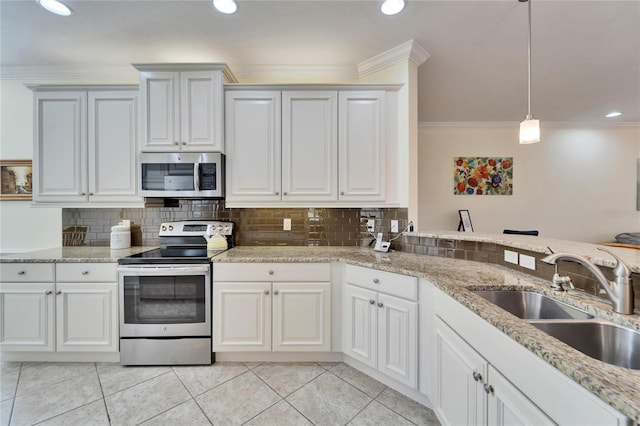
left=541, top=247, right=634, bottom=315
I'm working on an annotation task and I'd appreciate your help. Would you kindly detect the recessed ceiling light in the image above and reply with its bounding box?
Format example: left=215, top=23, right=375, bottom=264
left=213, top=0, right=237, bottom=14
left=605, top=111, right=622, bottom=118
left=37, top=0, right=72, bottom=16
left=381, top=0, right=405, bottom=15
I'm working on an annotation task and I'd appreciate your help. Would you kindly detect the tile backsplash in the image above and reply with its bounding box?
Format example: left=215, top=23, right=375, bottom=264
left=62, top=200, right=408, bottom=247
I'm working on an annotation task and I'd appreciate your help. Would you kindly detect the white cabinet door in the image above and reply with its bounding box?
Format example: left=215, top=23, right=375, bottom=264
left=88, top=91, right=141, bottom=204
left=486, top=365, right=553, bottom=426
left=55, top=282, right=118, bottom=352
left=342, top=284, right=377, bottom=369
left=272, top=282, right=331, bottom=352
left=338, top=91, right=385, bottom=202
left=225, top=91, right=282, bottom=202
left=434, top=317, right=486, bottom=426
left=282, top=91, right=337, bottom=202
left=0, top=283, right=55, bottom=352
left=139, top=71, right=180, bottom=151
left=213, top=282, right=272, bottom=352
left=180, top=71, right=223, bottom=152
left=377, top=293, right=418, bottom=388
left=33, top=91, right=87, bottom=203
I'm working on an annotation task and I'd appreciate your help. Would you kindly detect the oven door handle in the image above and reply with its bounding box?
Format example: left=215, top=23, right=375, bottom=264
left=117, top=265, right=210, bottom=275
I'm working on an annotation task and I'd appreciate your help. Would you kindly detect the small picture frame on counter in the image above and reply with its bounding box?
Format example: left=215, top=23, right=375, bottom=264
left=0, top=160, right=32, bottom=201
left=458, top=209, right=474, bottom=232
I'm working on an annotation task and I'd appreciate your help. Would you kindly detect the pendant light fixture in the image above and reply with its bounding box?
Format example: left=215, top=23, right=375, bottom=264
left=518, top=0, right=540, bottom=144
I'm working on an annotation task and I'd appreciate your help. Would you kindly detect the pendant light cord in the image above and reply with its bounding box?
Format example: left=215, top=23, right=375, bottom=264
left=527, top=0, right=532, bottom=119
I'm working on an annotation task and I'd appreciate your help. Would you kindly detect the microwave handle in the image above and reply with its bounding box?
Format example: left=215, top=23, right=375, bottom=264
left=194, top=163, right=200, bottom=191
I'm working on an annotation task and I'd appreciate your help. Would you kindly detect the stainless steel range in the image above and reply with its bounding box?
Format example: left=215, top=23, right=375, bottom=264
left=117, top=220, right=234, bottom=365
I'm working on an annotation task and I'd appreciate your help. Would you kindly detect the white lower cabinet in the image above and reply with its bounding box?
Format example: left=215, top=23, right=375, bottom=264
left=0, top=263, right=118, bottom=353
left=433, top=286, right=630, bottom=426
left=434, top=316, right=551, bottom=426
left=213, top=263, right=331, bottom=352
left=342, top=265, right=418, bottom=388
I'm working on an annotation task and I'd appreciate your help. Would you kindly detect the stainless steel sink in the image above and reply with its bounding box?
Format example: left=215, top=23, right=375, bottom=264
left=532, top=321, right=640, bottom=370
left=473, top=290, right=594, bottom=320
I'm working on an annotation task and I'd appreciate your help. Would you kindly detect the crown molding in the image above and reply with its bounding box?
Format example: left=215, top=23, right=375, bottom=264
left=230, top=64, right=358, bottom=82
left=419, top=121, right=640, bottom=129
left=0, top=65, right=138, bottom=80
left=358, top=39, right=430, bottom=78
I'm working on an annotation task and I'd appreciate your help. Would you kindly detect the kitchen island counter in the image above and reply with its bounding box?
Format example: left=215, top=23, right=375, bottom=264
left=213, top=245, right=640, bottom=423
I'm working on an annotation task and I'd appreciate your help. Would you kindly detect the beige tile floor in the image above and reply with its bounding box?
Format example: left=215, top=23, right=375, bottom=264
left=1, top=361, right=440, bottom=426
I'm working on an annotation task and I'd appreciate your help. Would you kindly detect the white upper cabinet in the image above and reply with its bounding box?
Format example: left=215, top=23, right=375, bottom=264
left=31, top=86, right=142, bottom=207
left=225, top=91, right=282, bottom=202
left=338, top=91, right=386, bottom=202
left=88, top=91, right=140, bottom=204
left=282, top=91, right=338, bottom=202
left=136, top=64, right=226, bottom=152
left=34, top=91, right=87, bottom=204
left=224, top=85, right=398, bottom=207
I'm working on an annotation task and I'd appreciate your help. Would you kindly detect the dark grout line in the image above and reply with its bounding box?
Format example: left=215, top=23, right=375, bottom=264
left=94, top=362, right=112, bottom=425
left=5, top=362, right=22, bottom=426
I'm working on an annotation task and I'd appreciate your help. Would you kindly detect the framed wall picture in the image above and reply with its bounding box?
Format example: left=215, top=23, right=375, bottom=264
left=1, top=160, right=32, bottom=201
left=458, top=209, right=474, bottom=232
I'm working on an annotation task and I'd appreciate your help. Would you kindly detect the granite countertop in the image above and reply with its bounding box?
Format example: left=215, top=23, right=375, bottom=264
left=213, top=246, right=640, bottom=422
left=0, top=246, right=156, bottom=263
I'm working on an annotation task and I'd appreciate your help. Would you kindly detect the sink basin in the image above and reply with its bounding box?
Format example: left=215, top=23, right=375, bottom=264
left=473, top=290, right=593, bottom=320
left=532, top=321, right=640, bottom=370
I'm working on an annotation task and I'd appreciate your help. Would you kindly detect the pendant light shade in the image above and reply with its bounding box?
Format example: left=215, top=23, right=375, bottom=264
left=213, top=0, right=237, bottom=14
left=519, top=117, right=540, bottom=144
left=381, top=0, right=405, bottom=15
left=518, top=0, right=540, bottom=144
left=37, top=0, right=72, bottom=16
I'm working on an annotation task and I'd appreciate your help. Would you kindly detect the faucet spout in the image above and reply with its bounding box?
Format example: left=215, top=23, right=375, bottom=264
left=541, top=249, right=634, bottom=315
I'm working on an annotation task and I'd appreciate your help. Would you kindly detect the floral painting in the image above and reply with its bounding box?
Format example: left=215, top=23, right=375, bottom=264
left=454, top=157, right=513, bottom=195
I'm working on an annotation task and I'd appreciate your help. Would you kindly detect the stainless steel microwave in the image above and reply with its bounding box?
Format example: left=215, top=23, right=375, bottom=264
left=139, top=152, right=224, bottom=198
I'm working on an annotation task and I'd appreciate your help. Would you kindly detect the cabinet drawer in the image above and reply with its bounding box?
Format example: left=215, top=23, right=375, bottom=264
left=56, top=263, right=117, bottom=282
left=214, top=263, right=331, bottom=282
left=0, top=263, right=55, bottom=282
left=344, top=264, right=417, bottom=300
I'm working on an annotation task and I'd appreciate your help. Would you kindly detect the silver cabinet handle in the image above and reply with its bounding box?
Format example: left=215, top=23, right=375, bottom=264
left=274, top=290, right=279, bottom=295
left=264, top=290, right=270, bottom=295
left=340, top=191, right=345, bottom=196
left=182, top=142, right=187, bottom=145
left=174, top=142, right=179, bottom=145
left=373, top=278, right=379, bottom=284
left=484, top=384, right=494, bottom=394
left=377, top=302, right=384, bottom=308
left=82, top=271, right=89, bottom=275
left=17, top=271, right=26, bottom=275
left=369, top=299, right=375, bottom=305
left=275, top=192, right=279, bottom=196
left=472, top=371, right=483, bottom=382
left=45, top=290, right=53, bottom=295
left=56, top=291, right=62, bottom=295
left=81, top=192, right=86, bottom=196
left=88, top=192, right=94, bottom=196
left=268, top=270, right=274, bottom=275
left=283, top=192, right=288, bottom=196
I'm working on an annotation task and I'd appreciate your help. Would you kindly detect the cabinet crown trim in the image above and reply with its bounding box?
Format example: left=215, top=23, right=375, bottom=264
left=27, top=84, right=138, bottom=92
left=132, top=63, right=237, bottom=83
left=224, top=83, right=402, bottom=92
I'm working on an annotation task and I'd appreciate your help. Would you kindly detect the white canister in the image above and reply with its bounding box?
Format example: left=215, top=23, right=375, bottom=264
left=110, top=225, right=131, bottom=249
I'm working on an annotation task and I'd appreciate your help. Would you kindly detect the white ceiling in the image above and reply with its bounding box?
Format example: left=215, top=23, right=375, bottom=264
left=1, top=0, right=639, bottom=123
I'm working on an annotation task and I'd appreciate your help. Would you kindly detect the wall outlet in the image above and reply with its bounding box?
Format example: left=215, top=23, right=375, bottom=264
left=391, top=220, right=399, bottom=233
left=520, top=254, right=536, bottom=270
left=367, top=219, right=375, bottom=233
left=504, top=250, right=519, bottom=264
left=283, top=218, right=291, bottom=231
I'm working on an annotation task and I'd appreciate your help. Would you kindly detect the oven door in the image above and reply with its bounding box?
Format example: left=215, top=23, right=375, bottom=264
left=118, top=264, right=211, bottom=337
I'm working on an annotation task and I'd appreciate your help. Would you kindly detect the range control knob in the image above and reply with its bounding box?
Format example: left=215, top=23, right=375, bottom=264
left=168, top=225, right=174, bottom=231
left=161, top=225, right=167, bottom=231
